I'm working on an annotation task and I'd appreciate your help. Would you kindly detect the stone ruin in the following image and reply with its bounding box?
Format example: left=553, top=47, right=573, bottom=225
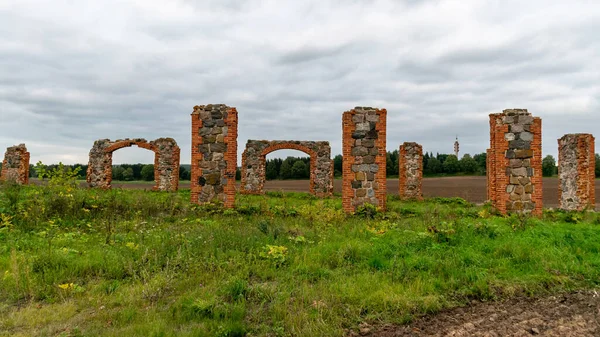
left=191, top=104, right=238, bottom=208
left=399, top=142, right=423, bottom=200
left=558, top=134, right=595, bottom=211
left=342, top=107, right=387, bottom=213
left=87, top=138, right=180, bottom=191
left=487, top=109, right=543, bottom=215
left=1, top=144, right=30, bottom=185
left=241, top=140, right=333, bottom=197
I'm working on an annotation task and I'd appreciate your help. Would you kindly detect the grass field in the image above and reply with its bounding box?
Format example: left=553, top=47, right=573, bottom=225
left=1, top=182, right=600, bottom=336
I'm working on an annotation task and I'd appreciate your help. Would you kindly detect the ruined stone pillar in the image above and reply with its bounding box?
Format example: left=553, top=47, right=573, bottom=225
left=342, top=107, right=387, bottom=213
left=87, top=139, right=113, bottom=189
left=558, top=134, right=595, bottom=211
left=1, top=144, right=30, bottom=185
left=191, top=104, right=238, bottom=208
left=487, top=109, right=542, bottom=215
left=398, top=142, right=423, bottom=200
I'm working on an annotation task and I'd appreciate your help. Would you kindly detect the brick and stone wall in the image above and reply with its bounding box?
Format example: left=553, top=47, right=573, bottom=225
left=487, top=109, right=543, bottom=215
left=1, top=144, right=30, bottom=185
left=342, top=107, right=387, bottom=213
left=558, top=134, right=595, bottom=211
left=398, top=142, right=423, bottom=200
left=87, top=138, right=180, bottom=191
left=241, top=140, right=333, bottom=197
left=191, top=104, right=238, bottom=208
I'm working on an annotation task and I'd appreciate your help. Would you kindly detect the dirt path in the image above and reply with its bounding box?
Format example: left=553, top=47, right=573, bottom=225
left=354, top=291, right=600, bottom=336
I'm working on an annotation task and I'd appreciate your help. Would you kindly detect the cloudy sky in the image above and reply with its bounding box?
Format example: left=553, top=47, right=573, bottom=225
left=1, top=0, right=599, bottom=165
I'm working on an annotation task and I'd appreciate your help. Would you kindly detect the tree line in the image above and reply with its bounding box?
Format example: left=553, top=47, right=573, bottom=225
left=22, top=163, right=192, bottom=181
left=7, top=153, right=600, bottom=182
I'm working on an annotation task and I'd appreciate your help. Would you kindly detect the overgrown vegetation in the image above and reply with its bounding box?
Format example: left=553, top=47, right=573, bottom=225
left=1, top=179, right=600, bottom=336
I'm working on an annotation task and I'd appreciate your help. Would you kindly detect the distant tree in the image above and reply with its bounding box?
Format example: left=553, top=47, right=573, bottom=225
left=542, top=155, right=557, bottom=177
left=437, top=153, right=448, bottom=165
left=279, top=158, right=293, bottom=179
left=386, top=150, right=399, bottom=177
left=596, top=154, right=600, bottom=178
left=333, top=155, right=343, bottom=177
left=291, top=161, right=308, bottom=179
left=236, top=167, right=241, bottom=181
left=265, top=160, right=279, bottom=180
left=423, top=152, right=430, bottom=173
left=442, top=155, right=460, bottom=174
left=473, top=153, right=487, bottom=174
left=459, top=154, right=478, bottom=174
left=140, top=164, right=154, bottom=181
left=179, top=166, right=190, bottom=180
left=112, top=166, right=124, bottom=180
left=122, top=167, right=134, bottom=181
left=426, top=157, right=442, bottom=174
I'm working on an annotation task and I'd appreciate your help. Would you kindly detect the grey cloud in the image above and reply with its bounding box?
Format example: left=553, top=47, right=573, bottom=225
left=1, top=0, right=599, bottom=165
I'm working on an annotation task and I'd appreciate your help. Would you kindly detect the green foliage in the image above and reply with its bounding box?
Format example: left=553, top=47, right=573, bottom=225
left=542, top=155, right=557, bottom=177
left=442, top=155, right=460, bottom=174
left=140, top=164, right=155, bottom=181
left=2, top=188, right=600, bottom=336
left=35, top=161, right=81, bottom=188
left=426, top=157, right=442, bottom=174
left=459, top=154, right=478, bottom=174
left=291, top=161, right=308, bottom=179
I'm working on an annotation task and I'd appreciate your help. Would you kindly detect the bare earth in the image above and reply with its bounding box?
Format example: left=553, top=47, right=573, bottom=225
left=357, top=291, right=600, bottom=337
left=113, top=176, right=588, bottom=209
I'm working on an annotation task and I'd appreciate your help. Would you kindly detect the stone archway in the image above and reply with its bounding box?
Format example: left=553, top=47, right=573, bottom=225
left=87, top=138, right=180, bottom=191
left=241, top=140, right=333, bottom=197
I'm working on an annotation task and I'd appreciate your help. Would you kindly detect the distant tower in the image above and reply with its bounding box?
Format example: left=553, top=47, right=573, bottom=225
left=454, top=136, right=460, bottom=158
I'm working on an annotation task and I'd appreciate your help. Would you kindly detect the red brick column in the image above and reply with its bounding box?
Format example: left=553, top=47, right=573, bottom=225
left=487, top=109, right=542, bottom=215
left=558, top=134, right=595, bottom=211
left=1, top=144, right=29, bottom=185
left=398, top=142, right=423, bottom=200
left=191, top=105, right=238, bottom=208
left=342, top=107, right=387, bottom=213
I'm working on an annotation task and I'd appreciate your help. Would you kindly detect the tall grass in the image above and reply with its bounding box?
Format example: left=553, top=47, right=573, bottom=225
left=1, top=183, right=600, bottom=336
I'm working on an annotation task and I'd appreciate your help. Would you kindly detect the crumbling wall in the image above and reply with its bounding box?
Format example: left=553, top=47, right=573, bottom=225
left=190, top=104, right=238, bottom=208
left=558, top=134, right=595, bottom=211
left=487, top=109, right=543, bottom=215
left=342, top=107, right=387, bottom=213
left=87, top=138, right=180, bottom=191
left=241, top=140, right=333, bottom=197
left=398, top=142, right=423, bottom=200
left=1, top=144, right=30, bottom=185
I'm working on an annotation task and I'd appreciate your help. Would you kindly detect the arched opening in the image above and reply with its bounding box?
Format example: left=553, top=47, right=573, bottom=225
left=87, top=138, right=180, bottom=191
left=241, top=140, right=333, bottom=197
left=111, top=146, right=156, bottom=188
left=264, top=149, right=311, bottom=193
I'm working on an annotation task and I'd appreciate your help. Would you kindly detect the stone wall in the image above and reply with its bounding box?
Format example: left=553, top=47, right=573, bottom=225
left=241, top=140, right=333, bottom=197
left=398, top=142, right=423, bottom=200
left=1, top=144, right=30, bottom=185
left=87, top=138, right=180, bottom=191
left=342, top=107, right=387, bottom=213
left=487, top=109, right=543, bottom=215
left=558, top=134, right=595, bottom=211
left=191, top=104, right=238, bottom=208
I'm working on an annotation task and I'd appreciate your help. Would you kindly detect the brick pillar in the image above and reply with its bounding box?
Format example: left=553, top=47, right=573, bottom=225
left=398, top=142, right=423, bottom=200
left=342, top=107, right=387, bottom=213
left=487, top=109, right=543, bottom=215
left=558, top=134, right=595, bottom=211
left=1, top=144, right=30, bottom=185
left=191, top=104, right=238, bottom=208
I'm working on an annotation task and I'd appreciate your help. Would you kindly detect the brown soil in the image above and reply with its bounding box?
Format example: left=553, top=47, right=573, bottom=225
left=110, top=176, right=595, bottom=208
left=353, top=291, right=600, bottom=337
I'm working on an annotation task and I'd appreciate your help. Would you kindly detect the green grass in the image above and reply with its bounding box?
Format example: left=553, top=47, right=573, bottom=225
left=1, top=184, right=600, bottom=336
